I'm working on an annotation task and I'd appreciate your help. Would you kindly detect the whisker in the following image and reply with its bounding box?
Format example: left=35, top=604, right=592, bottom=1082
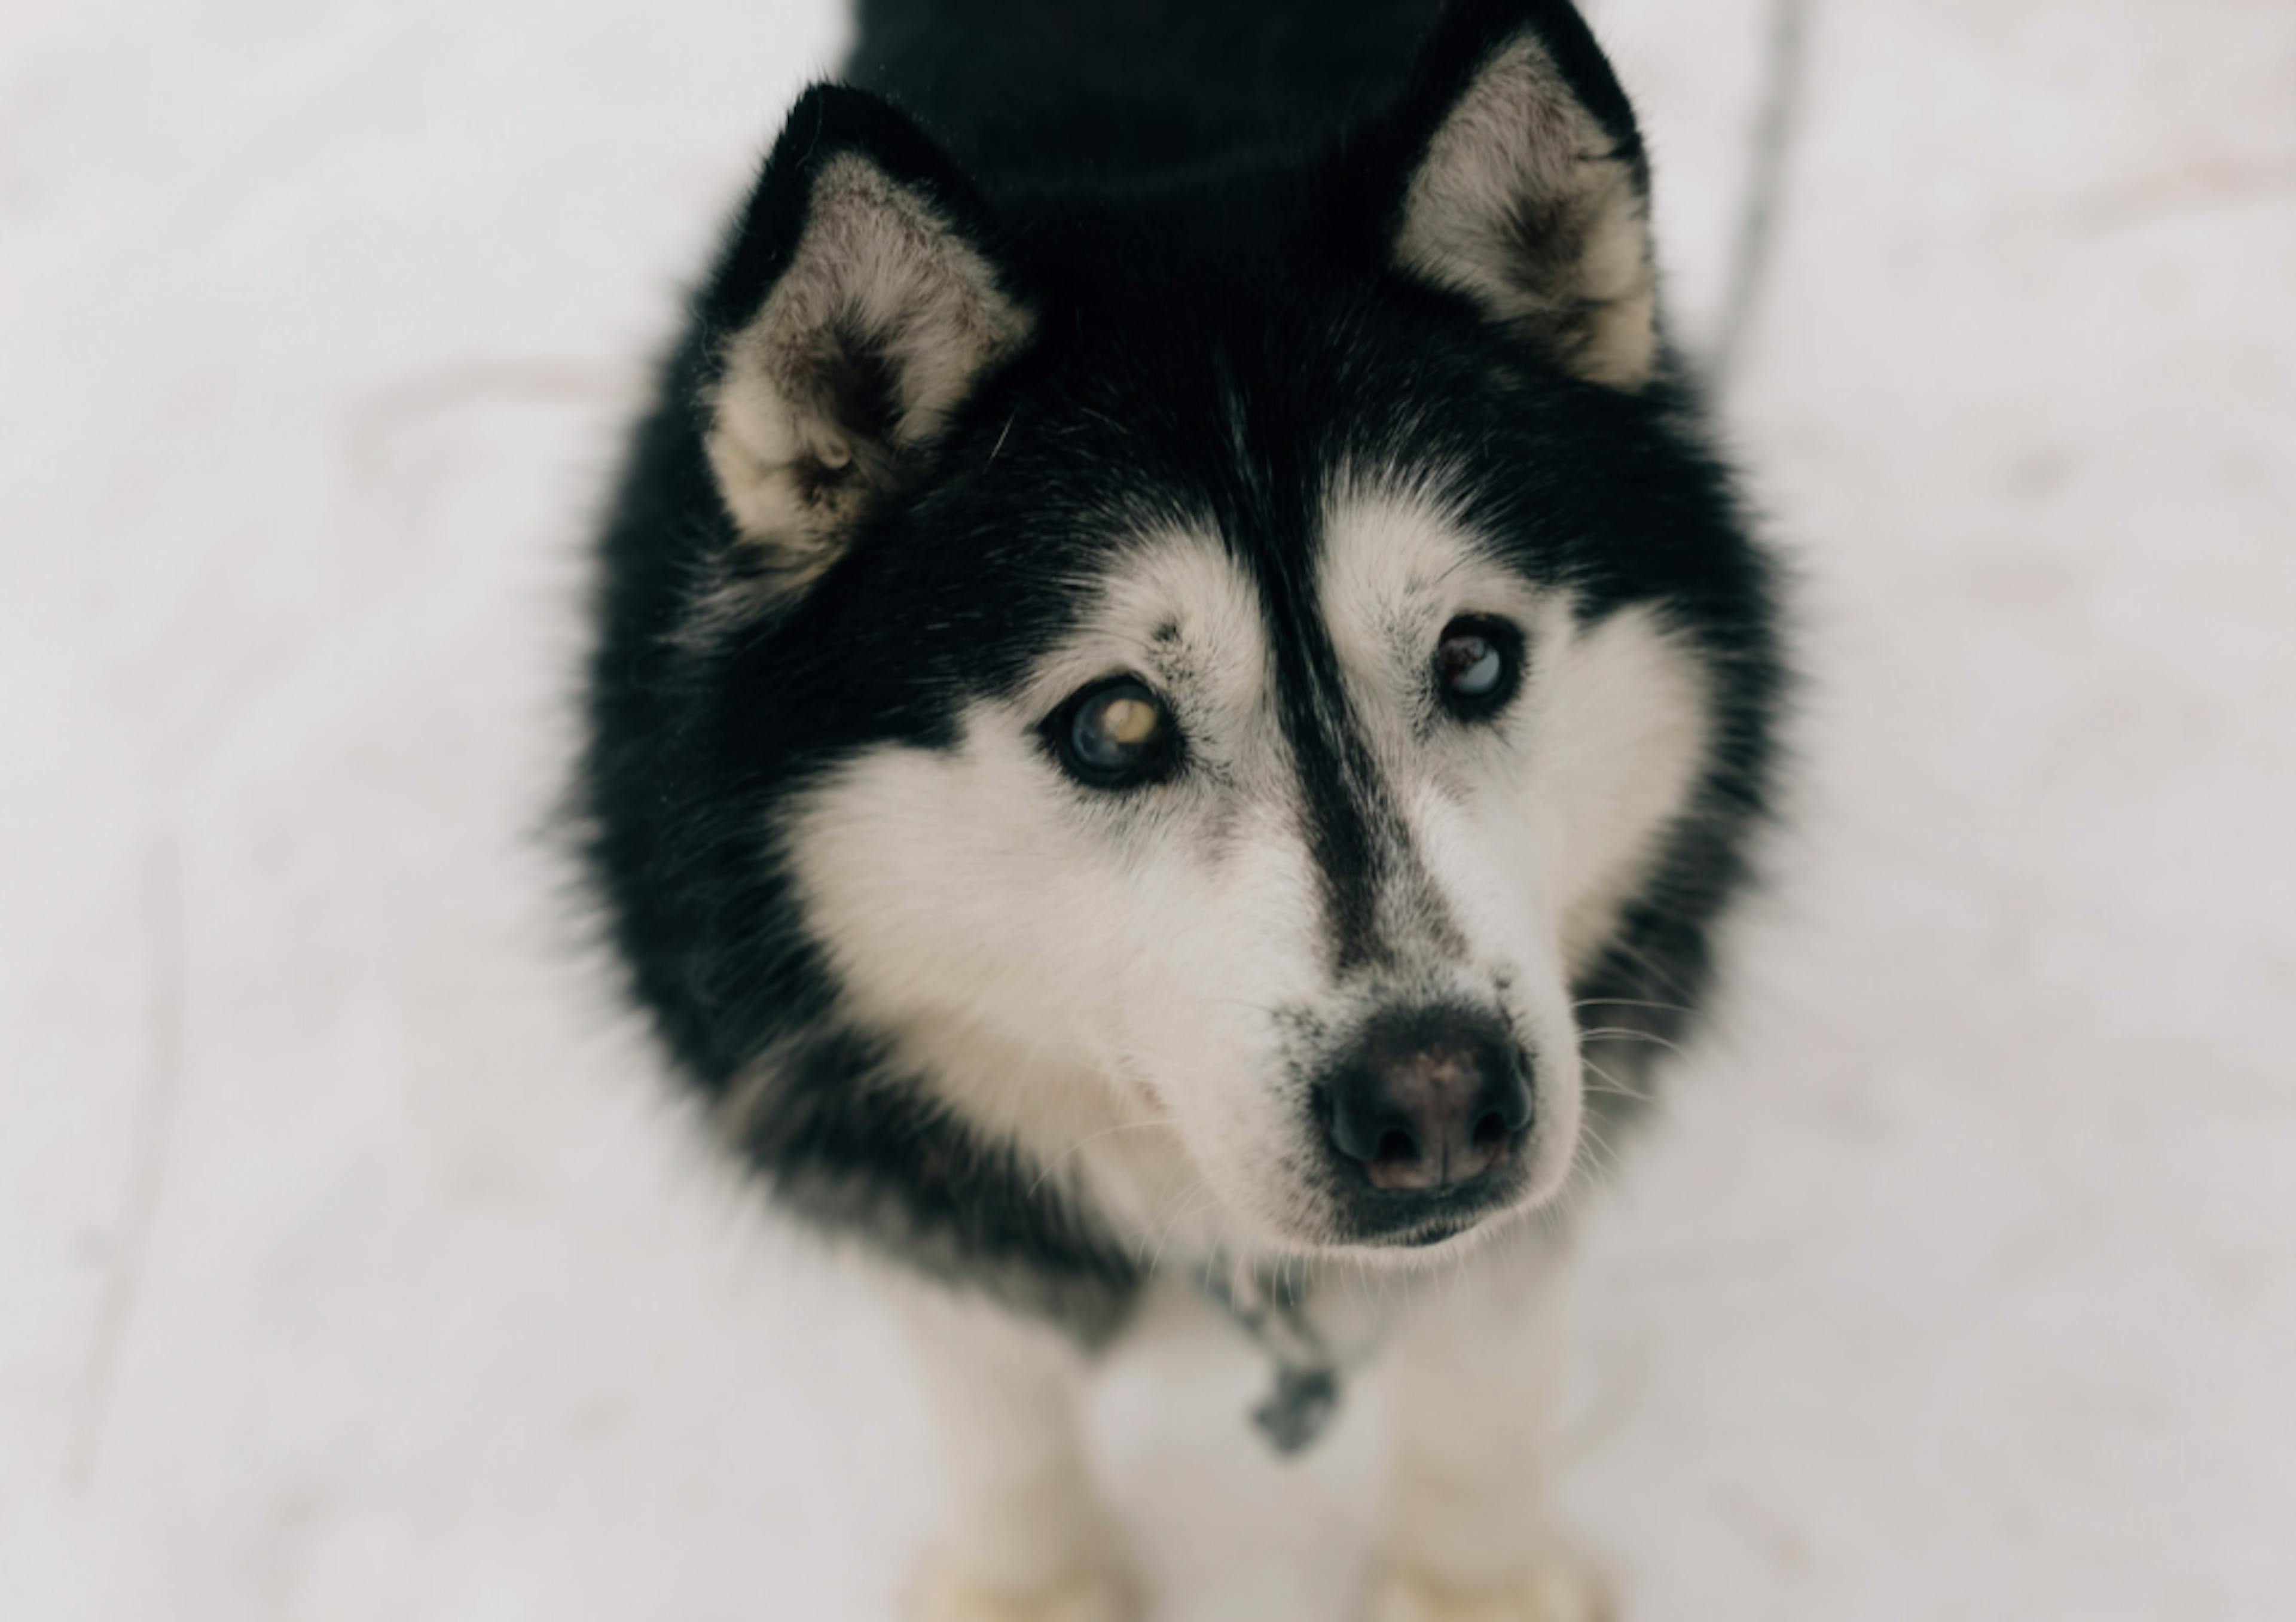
left=1578, top=1026, right=1695, bottom=1062
left=1575, top=1117, right=1629, bottom=1185
left=1580, top=1055, right=1654, bottom=1108
left=1206, top=997, right=1286, bottom=1020
left=1571, top=996, right=1699, bottom=1019
left=1587, top=935, right=1699, bottom=999
left=1141, top=1178, right=1219, bottom=1277
left=1024, top=1117, right=1177, bottom=1199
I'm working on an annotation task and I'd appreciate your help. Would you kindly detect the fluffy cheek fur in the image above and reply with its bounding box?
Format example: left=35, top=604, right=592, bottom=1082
left=775, top=447, right=1714, bottom=1263
left=781, top=720, right=1345, bottom=1248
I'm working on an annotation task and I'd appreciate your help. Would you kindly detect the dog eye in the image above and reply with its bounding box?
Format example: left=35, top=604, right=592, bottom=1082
left=1051, top=677, right=1176, bottom=787
left=1434, top=617, right=1521, bottom=718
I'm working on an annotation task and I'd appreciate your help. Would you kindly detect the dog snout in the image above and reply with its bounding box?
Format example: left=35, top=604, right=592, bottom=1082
left=1321, top=1008, right=1531, bottom=1194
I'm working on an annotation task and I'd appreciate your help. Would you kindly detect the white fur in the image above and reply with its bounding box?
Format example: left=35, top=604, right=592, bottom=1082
left=706, top=153, right=1032, bottom=580
left=1535, top=606, right=1712, bottom=974
left=1392, top=38, right=1656, bottom=388
left=1369, top=1560, right=1610, bottom=1622
left=1371, top=1236, right=1610, bottom=1621
left=910, top=1563, right=1137, bottom=1622
left=783, top=529, right=1329, bottom=1255
left=894, top=1285, right=1140, bottom=1622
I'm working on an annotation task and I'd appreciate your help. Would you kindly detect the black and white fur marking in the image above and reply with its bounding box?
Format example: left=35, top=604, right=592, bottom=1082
left=577, top=1, right=1787, bottom=1615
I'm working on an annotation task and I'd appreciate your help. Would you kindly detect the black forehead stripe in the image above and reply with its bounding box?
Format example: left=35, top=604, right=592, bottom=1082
left=1205, top=365, right=1398, bottom=973
left=1265, top=544, right=1396, bottom=973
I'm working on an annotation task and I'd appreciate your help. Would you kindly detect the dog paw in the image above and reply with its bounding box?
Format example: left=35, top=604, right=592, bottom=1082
left=908, top=1551, right=1141, bottom=1622
left=1367, top=1552, right=1611, bottom=1622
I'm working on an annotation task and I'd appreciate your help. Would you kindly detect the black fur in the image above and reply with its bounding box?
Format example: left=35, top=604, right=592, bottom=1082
left=577, top=0, right=1786, bottom=1336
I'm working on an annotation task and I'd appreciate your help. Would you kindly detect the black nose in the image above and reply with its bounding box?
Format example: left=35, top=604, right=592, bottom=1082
left=1321, top=1008, right=1532, bottom=1193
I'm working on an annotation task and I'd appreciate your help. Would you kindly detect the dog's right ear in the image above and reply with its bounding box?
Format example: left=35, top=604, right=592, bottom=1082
left=1362, top=0, right=1658, bottom=389
left=697, top=87, right=1033, bottom=591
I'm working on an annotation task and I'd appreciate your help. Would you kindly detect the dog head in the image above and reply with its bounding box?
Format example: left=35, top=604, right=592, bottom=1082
left=651, top=1, right=1776, bottom=1260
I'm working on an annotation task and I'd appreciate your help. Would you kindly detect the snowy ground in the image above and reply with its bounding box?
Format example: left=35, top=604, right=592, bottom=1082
left=4, top=1, right=2292, bottom=1618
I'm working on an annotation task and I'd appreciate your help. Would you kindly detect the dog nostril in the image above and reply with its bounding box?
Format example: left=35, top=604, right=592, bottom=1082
left=1321, top=1008, right=1531, bottom=1195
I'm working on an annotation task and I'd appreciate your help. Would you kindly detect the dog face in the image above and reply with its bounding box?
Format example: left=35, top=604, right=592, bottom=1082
left=777, top=327, right=1717, bottom=1254
left=622, top=5, right=1776, bottom=1262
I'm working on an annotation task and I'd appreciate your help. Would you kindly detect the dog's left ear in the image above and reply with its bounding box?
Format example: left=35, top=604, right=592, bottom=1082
left=1372, top=0, right=1657, bottom=389
left=696, top=86, right=1034, bottom=589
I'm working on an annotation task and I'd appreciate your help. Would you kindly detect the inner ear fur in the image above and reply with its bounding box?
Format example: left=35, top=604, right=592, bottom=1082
left=701, top=89, right=1033, bottom=588
left=1385, top=2, right=1658, bottom=389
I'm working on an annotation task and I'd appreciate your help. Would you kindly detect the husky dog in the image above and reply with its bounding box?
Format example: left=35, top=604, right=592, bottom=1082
left=579, top=0, right=1785, bottom=1614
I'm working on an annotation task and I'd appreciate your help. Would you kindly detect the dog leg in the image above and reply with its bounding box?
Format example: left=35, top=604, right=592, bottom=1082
left=1369, top=1239, right=1608, bottom=1622
left=896, top=1287, right=1139, bottom=1622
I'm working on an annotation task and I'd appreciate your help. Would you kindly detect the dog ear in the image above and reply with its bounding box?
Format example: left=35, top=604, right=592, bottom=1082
left=697, top=86, right=1033, bottom=586
left=1376, top=0, right=1657, bottom=388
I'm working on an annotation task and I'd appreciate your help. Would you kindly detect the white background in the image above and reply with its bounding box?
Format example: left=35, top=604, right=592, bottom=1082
left=4, top=1, right=2292, bottom=1617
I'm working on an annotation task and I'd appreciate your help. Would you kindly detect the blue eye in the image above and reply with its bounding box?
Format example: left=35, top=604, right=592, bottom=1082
left=1052, top=677, right=1176, bottom=787
left=1435, top=617, right=1521, bottom=718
